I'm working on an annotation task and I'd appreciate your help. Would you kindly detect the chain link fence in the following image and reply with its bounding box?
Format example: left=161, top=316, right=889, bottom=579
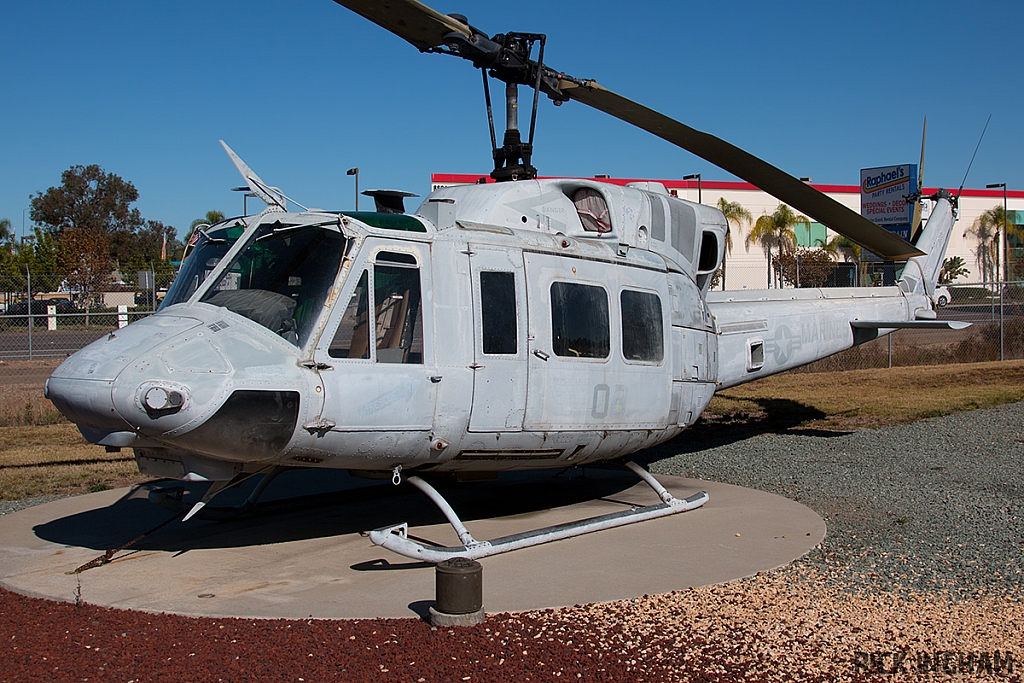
left=799, top=282, right=1024, bottom=372
left=2, top=269, right=1021, bottom=369
left=0, top=271, right=175, bottom=361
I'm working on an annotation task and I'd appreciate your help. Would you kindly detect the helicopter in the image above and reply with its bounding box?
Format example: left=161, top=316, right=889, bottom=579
left=44, top=0, right=967, bottom=563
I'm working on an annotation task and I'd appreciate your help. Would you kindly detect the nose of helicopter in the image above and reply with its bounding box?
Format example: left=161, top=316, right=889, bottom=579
left=46, top=313, right=209, bottom=445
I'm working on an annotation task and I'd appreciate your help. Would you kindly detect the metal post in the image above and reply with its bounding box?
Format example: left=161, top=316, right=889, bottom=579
left=988, top=183, right=1008, bottom=361
left=684, top=173, right=701, bottom=204
left=26, top=265, right=32, bottom=361
left=887, top=333, right=892, bottom=369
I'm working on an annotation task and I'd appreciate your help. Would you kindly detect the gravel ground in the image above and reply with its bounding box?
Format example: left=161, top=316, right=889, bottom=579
left=0, top=495, right=72, bottom=517
left=1, top=403, right=1022, bottom=681
left=649, top=399, right=1024, bottom=600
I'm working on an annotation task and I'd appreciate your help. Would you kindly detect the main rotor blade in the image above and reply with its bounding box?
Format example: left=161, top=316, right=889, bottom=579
left=559, top=81, right=925, bottom=260
left=331, top=0, right=469, bottom=51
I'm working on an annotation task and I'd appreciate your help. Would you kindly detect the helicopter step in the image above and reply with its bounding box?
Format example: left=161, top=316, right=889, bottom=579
left=367, top=461, right=708, bottom=563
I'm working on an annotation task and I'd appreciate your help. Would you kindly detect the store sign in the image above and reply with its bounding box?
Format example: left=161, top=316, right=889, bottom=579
left=860, top=164, right=917, bottom=239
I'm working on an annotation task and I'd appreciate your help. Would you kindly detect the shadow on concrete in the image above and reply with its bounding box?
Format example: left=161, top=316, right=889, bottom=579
left=636, top=397, right=847, bottom=467
left=33, top=467, right=641, bottom=555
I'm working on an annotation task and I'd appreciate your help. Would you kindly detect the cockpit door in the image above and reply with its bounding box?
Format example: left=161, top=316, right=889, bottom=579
left=312, top=239, right=438, bottom=431
left=467, top=246, right=527, bottom=432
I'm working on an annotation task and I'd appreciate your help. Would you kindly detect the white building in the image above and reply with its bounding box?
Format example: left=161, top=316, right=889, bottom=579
left=432, top=173, right=1023, bottom=291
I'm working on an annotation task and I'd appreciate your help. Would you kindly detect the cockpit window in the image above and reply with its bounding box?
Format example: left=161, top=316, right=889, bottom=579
left=160, top=222, right=245, bottom=310
left=573, top=188, right=612, bottom=234
left=199, top=220, right=347, bottom=347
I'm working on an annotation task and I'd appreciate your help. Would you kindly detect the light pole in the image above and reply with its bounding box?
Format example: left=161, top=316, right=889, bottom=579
left=987, top=182, right=1008, bottom=361
left=231, top=187, right=257, bottom=216
left=347, top=168, right=360, bottom=211
left=684, top=173, right=701, bottom=204
left=22, top=208, right=29, bottom=241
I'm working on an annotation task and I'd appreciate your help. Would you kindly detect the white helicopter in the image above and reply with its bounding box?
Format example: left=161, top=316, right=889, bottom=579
left=45, top=0, right=966, bottom=563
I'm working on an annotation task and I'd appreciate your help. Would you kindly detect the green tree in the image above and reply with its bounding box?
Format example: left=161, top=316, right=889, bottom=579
left=117, top=221, right=182, bottom=288
left=745, top=205, right=809, bottom=288
left=58, top=226, right=111, bottom=312
left=715, top=198, right=752, bottom=290
left=30, top=164, right=149, bottom=277
left=777, top=248, right=837, bottom=288
left=30, top=164, right=143, bottom=233
left=0, top=218, right=12, bottom=245
left=0, top=227, right=59, bottom=282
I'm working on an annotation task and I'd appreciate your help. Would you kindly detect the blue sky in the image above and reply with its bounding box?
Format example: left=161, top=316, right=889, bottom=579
left=2, top=0, right=1021, bottom=239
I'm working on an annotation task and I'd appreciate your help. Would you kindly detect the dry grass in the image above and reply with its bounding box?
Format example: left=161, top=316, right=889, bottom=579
left=0, top=423, right=147, bottom=500
left=706, top=359, right=1024, bottom=431
left=0, top=361, right=65, bottom=427
left=0, top=359, right=149, bottom=500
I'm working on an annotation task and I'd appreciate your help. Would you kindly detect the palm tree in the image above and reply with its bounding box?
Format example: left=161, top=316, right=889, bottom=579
left=968, top=205, right=1020, bottom=286
left=189, top=210, right=226, bottom=233
left=825, top=234, right=865, bottom=285
left=715, top=198, right=752, bottom=290
left=939, top=256, right=970, bottom=284
left=745, top=205, right=808, bottom=288
left=185, top=210, right=227, bottom=247
left=0, top=218, right=13, bottom=260
left=967, top=207, right=1004, bottom=287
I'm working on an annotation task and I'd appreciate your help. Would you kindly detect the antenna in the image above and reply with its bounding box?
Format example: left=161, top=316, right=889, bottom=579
left=956, top=114, right=991, bottom=201
left=910, top=116, right=927, bottom=243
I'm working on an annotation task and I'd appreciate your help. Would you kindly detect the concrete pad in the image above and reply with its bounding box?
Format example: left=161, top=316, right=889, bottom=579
left=0, top=469, right=824, bottom=619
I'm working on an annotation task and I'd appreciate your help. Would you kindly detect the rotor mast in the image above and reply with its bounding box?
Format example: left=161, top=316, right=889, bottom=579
left=476, top=31, right=548, bottom=182
left=333, top=0, right=926, bottom=260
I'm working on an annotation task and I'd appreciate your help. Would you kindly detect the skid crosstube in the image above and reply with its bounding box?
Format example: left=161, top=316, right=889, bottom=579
left=367, top=463, right=708, bottom=563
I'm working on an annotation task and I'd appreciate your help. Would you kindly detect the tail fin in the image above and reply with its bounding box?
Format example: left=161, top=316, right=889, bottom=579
left=899, top=189, right=956, bottom=297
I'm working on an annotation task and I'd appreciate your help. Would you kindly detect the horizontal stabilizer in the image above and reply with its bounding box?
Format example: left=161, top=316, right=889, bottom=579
left=851, top=320, right=971, bottom=330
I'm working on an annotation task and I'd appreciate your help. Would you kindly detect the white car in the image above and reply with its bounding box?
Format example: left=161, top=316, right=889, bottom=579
left=933, top=285, right=951, bottom=307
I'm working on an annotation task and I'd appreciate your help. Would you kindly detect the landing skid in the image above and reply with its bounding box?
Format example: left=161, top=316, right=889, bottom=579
left=148, top=466, right=288, bottom=521
left=368, top=462, right=708, bottom=563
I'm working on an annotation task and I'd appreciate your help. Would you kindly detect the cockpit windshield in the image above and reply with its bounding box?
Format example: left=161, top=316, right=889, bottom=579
left=160, top=221, right=246, bottom=311
left=199, top=219, right=348, bottom=347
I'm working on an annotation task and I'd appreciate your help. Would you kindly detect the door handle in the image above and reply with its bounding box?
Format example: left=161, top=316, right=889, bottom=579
left=532, top=349, right=550, bottom=361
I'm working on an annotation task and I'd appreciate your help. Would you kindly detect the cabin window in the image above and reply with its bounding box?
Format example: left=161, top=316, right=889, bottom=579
left=480, top=271, right=517, bottom=355
left=328, top=270, right=370, bottom=359
left=328, top=254, right=424, bottom=363
left=161, top=221, right=244, bottom=310
left=373, top=261, right=423, bottom=364
left=620, top=289, right=664, bottom=362
left=200, top=221, right=347, bottom=347
left=550, top=282, right=609, bottom=359
left=572, top=188, right=612, bottom=234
